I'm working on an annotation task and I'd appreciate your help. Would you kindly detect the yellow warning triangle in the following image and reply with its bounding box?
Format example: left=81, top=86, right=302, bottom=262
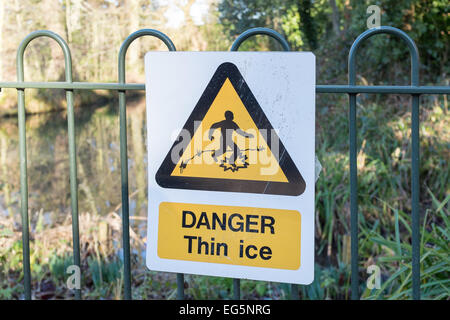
left=172, top=78, right=288, bottom=183
left=156, top=62, right=305, bottom=196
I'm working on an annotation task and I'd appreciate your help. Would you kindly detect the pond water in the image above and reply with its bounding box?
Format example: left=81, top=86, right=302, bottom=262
left=0, top=99, right=148, bottom=232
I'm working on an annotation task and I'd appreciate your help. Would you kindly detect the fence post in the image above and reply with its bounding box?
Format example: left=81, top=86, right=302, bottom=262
left=230, top=27, right=292, bottom=300
left=348, top=26, right=421, bottom=300
left=16, top=30, right=80, bottom=300
left=118, top=29, right=176, bottom=300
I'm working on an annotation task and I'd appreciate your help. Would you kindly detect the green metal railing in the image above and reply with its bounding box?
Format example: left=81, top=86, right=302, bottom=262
left=117, top=29, right=176, bottom=301
left=0, top=26, right=448, bottom=300
left=15, top=30, right=81, bottom=300
left=347, top=26, right=421, bottom=300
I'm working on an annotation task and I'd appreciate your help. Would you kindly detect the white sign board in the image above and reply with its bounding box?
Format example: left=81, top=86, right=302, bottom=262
left=145, top=52, right=315, bottom=284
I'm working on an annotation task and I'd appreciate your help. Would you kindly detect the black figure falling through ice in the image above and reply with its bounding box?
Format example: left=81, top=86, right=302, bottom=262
left=179, top=110, right=265, bottom=173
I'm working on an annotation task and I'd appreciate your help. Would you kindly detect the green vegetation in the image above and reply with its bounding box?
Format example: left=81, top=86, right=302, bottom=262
left=0, top=0, right=448, bottom=300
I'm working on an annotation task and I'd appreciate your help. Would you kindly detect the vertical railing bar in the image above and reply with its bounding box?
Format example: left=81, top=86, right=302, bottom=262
left=290, top=284, right=299, bottom=300
left=66, top=88, right=81, bottom=300
left=348, top=26, right=421, bottom=300
left=411, top=94, right=420, bottom=300
left=348, top=93, right=359, bottom=299
left=230, top=27, right=291, bottom=300
left=17, top=87, right=31, bottom=300
left=176, top=273, right=185, bottom=300
left=118, top=29, right=176, bottom=300
left=16, top=30, right=81, bottom=300
left=233, top=278, right=240, bottom=300
left=118, top=89, right=131, bottom=299
left=60, top=38, right=82, bottom=300
left=411, top=93, right=420, bottom=299
left=409, top=32, right=421, bottom=299
left=348, top=30, right=359, bottom=297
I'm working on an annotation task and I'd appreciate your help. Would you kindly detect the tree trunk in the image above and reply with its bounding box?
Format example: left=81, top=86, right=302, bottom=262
left=42, top=0, right=66, bottom=81
left=298, top=0, right=317, bottom=50
left=128, top=0, right=141, bottom=68
left=329, top=0, right=340, bottom=36
left=0, top=0, right=4, bottom=80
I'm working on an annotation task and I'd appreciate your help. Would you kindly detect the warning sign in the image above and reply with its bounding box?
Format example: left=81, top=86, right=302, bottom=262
left=145, top=52, right=315, bottom=285
left=158, top=202, right=301, bottom=270
left=156, top=62, right=305, bottom=196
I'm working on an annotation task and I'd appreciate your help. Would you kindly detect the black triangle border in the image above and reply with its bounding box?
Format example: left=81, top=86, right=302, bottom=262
left=155, top=62, right=306, bottom=196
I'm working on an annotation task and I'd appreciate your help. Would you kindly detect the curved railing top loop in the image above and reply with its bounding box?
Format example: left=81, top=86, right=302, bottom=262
left=118, top=29, right=176, bottom=84
left=348, top=26, right=420, bottom=86
left=230, top=27, right=290, bottom=52
left=16, top=30, right=73, bottom=83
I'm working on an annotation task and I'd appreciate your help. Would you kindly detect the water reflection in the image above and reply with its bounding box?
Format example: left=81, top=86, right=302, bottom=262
left=0, top=100, right=148, bottom=234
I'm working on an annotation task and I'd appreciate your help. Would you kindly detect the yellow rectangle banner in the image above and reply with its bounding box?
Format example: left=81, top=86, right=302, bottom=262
left=157, top=202, right=301, bottom=270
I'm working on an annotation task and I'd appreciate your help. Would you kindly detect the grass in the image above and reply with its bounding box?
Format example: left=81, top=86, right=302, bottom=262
left=360, top=191, right=449, bottom=299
